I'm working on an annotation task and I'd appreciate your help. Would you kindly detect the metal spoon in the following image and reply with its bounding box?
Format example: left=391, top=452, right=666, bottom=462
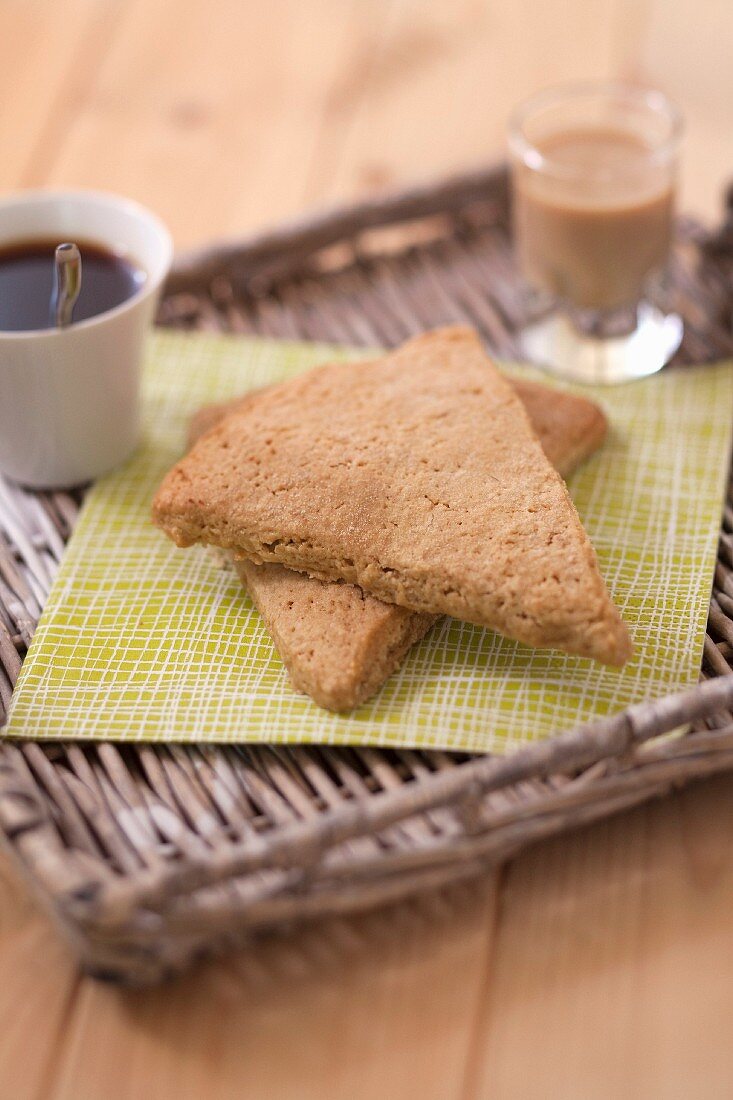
left=50, top=243, right=82, bottom=328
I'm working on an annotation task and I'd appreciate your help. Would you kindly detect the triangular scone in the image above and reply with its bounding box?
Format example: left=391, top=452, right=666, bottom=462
left=189, top=377, right=608, bottom=481
left=155, top=327, right=630, bottom=666
left=188, top=380, right=607, bottom=710
left=235, top=563, right=436, bottom=711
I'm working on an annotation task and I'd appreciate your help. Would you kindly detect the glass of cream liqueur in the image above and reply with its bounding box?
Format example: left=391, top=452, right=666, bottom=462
left=509, top=83, right=683, bottom=384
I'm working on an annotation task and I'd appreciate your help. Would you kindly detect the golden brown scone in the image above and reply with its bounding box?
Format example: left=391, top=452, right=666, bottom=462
left=512, top=379, right=607, bottom=477
left=189, top=373, right=607, bottom=709
left=237, top=562, right=435, bottom=710
left=188, top=378, right=607, bottom=482
left=157, top=327, right=629, bottom=666
left=189, top=396, right=435, bottom=710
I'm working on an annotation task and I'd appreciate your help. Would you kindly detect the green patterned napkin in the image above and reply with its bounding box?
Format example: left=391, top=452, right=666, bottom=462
left=5, top=332, right=733, bottom=753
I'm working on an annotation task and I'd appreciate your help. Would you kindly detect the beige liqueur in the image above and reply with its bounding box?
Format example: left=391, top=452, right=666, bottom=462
left=514, top=126, right=674, bottom=311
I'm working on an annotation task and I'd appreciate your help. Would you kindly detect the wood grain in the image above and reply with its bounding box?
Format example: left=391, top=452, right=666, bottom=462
left=37, top=0, right=401, bottom=247
left=3, top=0, right=733, bottom=1097
left=0, top=856, right=78, bottom=1100
left=469, top=776, right=733, bottom=1099
left=49, top=881, right=499, bottom=1100
left=626, top=0, right=733, bottom=217
left=313, top=0, right=623, bottom=208
left=0, top=0, right=122, bottom=191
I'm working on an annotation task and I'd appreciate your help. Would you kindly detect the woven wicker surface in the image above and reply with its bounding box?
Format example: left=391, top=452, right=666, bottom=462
left=2, top=163, right=733, bottom=984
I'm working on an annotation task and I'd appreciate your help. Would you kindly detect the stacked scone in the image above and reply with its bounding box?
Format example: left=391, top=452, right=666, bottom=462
left=153, top=327, right=631, bottom=710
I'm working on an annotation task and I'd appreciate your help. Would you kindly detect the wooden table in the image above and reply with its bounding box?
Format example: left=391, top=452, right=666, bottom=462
left=2, top=2, right=733, bottom=1096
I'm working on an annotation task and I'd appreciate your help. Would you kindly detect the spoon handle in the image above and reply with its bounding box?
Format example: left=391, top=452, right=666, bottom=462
left=51, top=243, right=82, bottom=328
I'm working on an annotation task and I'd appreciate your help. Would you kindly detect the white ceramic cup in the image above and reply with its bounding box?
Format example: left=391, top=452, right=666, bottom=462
left=0, top=190, right=173, bottom=488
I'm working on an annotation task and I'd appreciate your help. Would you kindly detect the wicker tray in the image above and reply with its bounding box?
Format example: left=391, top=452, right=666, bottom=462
left=3, top=163, right=733, bottom=984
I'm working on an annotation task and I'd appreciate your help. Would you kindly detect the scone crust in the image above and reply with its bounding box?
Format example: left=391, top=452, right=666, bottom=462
left=190, top=376, right=608, bottom=709
left=158, top=327, right=629, bottom=666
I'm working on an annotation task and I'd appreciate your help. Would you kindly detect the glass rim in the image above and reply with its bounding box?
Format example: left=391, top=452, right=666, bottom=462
left=508, top=81, right=684, bottom=179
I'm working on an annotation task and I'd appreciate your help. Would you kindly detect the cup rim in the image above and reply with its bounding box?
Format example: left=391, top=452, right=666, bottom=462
left=0, top=188, right=173, bottom=340
left=508, top=81, right=684, bottom=179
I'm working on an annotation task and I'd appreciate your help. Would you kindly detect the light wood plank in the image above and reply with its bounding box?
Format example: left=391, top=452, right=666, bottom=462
left=311, top=0, right=624, bottom=207
left=0, top=855, right=78, bottom=1100
left=627, top=0, right=733, bottom=219
left=0, top=0, right=121, bottom=191
left=36, top=0, right=399, bottom=247
left=469, top=774, right=733, bottom=1099
left=49, top=880, right=498, bottom=1100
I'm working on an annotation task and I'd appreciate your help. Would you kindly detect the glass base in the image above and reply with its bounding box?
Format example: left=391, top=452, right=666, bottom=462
left=518, top=302, right=683, bottom=385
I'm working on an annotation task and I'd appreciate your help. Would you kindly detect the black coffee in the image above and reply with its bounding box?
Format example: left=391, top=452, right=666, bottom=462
left=0, top=238, right=146, bottom=331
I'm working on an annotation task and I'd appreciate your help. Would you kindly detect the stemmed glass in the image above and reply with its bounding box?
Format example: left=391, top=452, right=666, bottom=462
left=509, top=83, right=684, bottom=384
